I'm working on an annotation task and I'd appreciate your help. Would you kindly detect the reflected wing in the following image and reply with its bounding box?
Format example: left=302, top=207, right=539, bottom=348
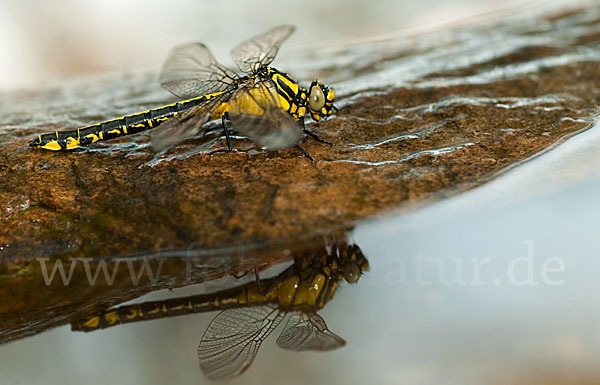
left=228, top=79, right=300, bottom=149
left=276, top=312, right=346, bottom=351
left=150, top=92, right=231, bottom=151
left=198, top=306, right=285, bottom=381
left=159, top=42, right=239, bottom=99
left=231, top=25, right=295, bottom=73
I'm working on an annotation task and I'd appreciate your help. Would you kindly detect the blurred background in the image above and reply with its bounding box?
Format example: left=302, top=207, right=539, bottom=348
left=0, top=0, right=583, bottom=91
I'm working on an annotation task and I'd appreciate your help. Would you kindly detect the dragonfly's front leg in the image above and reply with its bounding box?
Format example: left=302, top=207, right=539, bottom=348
left=300, top=117, right=332, bottom=146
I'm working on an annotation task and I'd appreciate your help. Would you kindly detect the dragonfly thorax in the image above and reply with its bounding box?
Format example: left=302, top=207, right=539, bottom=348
left=263, top=67, right=335, bottom=122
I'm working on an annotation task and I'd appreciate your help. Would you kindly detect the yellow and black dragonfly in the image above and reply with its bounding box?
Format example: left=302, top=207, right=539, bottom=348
left=29, top=25, right=336, bottom=158
left=71, top=239, right=368, bottom=381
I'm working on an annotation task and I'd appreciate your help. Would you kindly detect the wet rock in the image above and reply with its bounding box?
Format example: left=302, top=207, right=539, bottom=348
left=1, top=8, right=599, bottom=263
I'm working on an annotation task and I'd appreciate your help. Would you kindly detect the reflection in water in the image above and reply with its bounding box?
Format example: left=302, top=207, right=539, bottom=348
left=71, top=236, right=369, bottom=381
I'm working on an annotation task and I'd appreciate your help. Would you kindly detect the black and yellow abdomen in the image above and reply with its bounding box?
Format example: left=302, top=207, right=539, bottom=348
left=29, top=92, right=225, bottom=151
left=72, top=266, right=333, bottom=332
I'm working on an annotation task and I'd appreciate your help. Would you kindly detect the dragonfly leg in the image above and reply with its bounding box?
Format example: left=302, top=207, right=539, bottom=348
left=303, top=129, right=332, bottom=146
left=209, top=113, right=233, bottom=155
left=233, top=266, right=273, bottom=295
left=222, top=112, right=233, bottom=151
left=296, top=145, right=315, bottom=161
left=254, top=267, right=263, bottom=294
left=300, top=117, right=332, bottom=146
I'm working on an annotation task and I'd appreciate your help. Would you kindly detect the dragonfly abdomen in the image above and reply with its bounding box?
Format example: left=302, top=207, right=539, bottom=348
left=72, top=282, right=276, bottom=332
left=29, top=93, right=223, bottom=151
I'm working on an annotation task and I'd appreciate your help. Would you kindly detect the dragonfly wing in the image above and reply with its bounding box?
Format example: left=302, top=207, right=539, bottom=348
left=276, top=312, right=346, bottom=352
left=198, top=306, right=285, bottom=381
left=159, top=42, right=239, bottom=99
left=231, top=25, right=295, bottom=73
left=228, top=80, right=301, bottom=149
left=150, top=92, right=230, bottom=151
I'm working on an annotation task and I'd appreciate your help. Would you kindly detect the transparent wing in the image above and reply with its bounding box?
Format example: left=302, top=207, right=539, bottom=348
left=159, top=42, right=239, bottom=99
left=228, top=79, right=301, bottom=149
left=198, top=306, right=285, bottom=381
left=231, top=25, right=295, bottom=73
left=276, top=312, right=346, bottom=352
left=150, top=92, right=231, bottom=151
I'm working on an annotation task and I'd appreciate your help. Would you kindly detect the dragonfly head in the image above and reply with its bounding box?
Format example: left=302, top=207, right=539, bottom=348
left=340, top=244, right=369, bottom=284
left=307, top=81, right=335, bottom=121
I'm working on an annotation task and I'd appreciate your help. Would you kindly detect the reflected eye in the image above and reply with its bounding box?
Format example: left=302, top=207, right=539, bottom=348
left=309, top=86, right=325, bottom=111
left=342, top=262, right=361, bottom=284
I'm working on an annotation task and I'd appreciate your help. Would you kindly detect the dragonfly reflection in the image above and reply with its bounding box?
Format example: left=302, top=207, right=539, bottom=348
left=71, top=237, right=368, bottom=381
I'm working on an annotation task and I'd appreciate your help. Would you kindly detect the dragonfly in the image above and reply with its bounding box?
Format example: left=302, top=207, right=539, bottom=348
left=29, top=25, right=336, bottom=158
left=71, top=240, right=368, bottom=381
